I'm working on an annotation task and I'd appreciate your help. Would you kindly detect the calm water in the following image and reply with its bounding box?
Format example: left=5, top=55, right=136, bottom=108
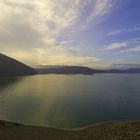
left=0, top=74, right=140, bottom=128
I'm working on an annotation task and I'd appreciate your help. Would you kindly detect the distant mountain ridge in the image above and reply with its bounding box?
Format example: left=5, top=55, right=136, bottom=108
left=0, top=53, right=139, bottom=76
left=92, top=68, right=140, bottom=73
left=0, top=53, right=37, bottom=76
left=36, top=65, right=140, bottom=74
left=37, top=66, right=94, bottom=75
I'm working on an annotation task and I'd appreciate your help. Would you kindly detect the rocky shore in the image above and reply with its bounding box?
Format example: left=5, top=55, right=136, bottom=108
left=0, top=120, right=140, bottom=140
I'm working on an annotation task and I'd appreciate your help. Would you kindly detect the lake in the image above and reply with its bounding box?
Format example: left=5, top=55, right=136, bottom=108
left=0, top=74, right=140, bottom=129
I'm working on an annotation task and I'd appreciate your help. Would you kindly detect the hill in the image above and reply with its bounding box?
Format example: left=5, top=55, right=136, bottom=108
left=0, top=54, right=37, bottom=76
left=36, top=65, right=140, bottom=75
left=37, top=66, right=94, bottom=75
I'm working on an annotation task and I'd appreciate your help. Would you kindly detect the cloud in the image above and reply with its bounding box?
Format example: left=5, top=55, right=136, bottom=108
left=105, top=39, right=140, bottom=55
left=90, top=0, right=115, bottom=19
left=126, top=38, right=140, bottom=44
left=1, top=42, right=101, bottom=66
left=111, top=64, right=140, bottom=69
left=108, top=27, right=140, bottom=36
left=76, top=0, right=117, bottom=30
left=41, top=55, right=100, bottom=66
left=105, top=42, right=127, bottom=50
left=33, top=46, right=100, bottom=65
left=127, top=46, right=140, bottom=52
left=0, top=0, right=116, bottom=65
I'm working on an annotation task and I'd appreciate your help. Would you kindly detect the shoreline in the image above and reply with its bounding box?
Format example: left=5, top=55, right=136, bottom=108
left=1, top=120, right=140, bottom=140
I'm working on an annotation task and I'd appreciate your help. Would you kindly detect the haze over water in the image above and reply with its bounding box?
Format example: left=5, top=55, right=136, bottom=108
left=0, top=74, right=140, bottom=129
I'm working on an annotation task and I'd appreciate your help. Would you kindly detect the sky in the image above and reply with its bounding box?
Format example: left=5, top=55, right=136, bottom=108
left=0, top=0, right=140, bottom=68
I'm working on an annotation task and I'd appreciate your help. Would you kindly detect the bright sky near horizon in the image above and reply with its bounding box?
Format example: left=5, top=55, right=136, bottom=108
left=0, top=0, right=140, bottom=68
